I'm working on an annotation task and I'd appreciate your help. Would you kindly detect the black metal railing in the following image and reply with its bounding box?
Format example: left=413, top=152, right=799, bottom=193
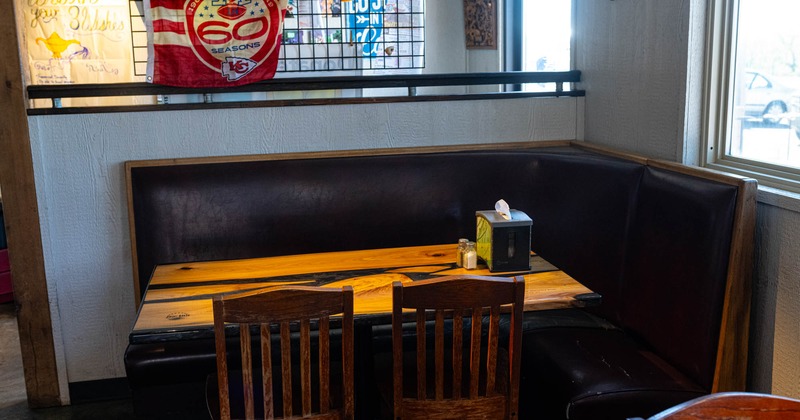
left=26, top=71, right=584, bottom=115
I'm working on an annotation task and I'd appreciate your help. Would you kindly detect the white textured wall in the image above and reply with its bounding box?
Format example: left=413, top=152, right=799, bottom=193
left=749, top=192, right=800, bottom=397
left=576, top=0, right=800, bottom=398
left=27, top=97, right=581, bottom=384
left=576, top=0, right=690, bottom=161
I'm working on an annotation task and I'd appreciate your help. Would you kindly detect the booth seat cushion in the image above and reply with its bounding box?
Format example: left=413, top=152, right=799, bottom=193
left=124, top=340, right=216, bottom=417
left=519, top=328, right=706, bottom=420
left=125, top=339, right=217, bottom=387
left=126, top=328, right=345, bottom=417
left=126, top=329, right=345, bottom=387
left=519, top=308, right=619, bottom=333
left=369, top=308, right=611, bottom=352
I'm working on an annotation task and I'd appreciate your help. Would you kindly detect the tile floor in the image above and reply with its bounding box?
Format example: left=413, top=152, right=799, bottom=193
left=0, top=303, right=140, bottom=419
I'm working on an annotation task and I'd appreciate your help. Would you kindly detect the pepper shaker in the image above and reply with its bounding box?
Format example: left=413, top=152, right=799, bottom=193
left=456, top=238, right=468, bottom=267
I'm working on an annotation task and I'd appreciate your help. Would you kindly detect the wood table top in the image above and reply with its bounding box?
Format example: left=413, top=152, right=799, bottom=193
left=130, top=244, right=596, bottom=343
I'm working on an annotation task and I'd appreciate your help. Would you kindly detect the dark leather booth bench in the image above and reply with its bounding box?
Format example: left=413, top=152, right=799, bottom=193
left=124, top=141, right=756, bottom=419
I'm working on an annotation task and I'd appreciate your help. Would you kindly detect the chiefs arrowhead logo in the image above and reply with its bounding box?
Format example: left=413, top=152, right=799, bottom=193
left=222, top=56, right=257, bottom=81
left=184, top=0, right=283, bottom=81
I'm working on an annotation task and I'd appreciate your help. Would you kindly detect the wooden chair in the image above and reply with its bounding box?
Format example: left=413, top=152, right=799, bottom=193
left=208, top=286, right=354, bottom=420
left=640, top=392, right=800, bottom=419
left=388, top=275, right=525, bottom=419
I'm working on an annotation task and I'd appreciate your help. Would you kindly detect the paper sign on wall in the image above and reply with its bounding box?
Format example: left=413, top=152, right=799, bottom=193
left=22, top=0, right=135, bottom=87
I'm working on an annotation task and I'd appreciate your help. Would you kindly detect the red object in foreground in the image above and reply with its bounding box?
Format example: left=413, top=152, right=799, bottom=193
left=0, top=249, right=11, bottom=303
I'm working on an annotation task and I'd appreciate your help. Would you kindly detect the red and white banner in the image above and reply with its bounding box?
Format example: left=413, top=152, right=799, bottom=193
left=146, top=0, right=288, bottom=87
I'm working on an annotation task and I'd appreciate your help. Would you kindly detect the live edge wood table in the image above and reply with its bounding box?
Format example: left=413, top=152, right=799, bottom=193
left=128, top=244, right=598, bottom=417
left=131, top=244, right=598, bottom=337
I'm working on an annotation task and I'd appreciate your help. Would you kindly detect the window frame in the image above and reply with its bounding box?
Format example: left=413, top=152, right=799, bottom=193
left=703, top=0, right=800, bottom=193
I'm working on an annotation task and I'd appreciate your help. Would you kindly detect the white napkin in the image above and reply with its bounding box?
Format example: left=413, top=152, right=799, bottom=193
left=495, top=199, right=512, bottom=220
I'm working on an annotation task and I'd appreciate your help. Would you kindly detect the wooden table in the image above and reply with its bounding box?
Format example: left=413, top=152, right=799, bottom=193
left=130, top=244, right=597, bottom=343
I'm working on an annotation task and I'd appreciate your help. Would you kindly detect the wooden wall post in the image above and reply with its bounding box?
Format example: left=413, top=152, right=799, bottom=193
left=0, top=0, right=63, bottom=407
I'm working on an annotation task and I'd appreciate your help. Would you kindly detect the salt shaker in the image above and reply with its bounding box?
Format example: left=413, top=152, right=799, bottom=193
left=464, top=241, right=478, bottom=270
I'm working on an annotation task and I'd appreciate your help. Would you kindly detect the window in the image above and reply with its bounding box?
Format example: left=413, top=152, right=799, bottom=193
left=521, top=0, right=571, bottom=85
left=705, top=0, right=800, bottom=192
left=507, top=0, right=573, bottom=91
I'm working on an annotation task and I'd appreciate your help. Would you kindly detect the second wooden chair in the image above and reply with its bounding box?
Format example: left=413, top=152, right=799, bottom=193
left=381, top=275, right=525, bottom=419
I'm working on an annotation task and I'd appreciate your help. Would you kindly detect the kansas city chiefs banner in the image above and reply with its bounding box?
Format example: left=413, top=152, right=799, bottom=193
left=146, top=0, right=288, bottom=87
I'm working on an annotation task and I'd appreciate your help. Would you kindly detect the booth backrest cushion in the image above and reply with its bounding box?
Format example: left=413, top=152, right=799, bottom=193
left=619, top=167, right=738, bottom=389
left=129, top=146, right=640, bottom=305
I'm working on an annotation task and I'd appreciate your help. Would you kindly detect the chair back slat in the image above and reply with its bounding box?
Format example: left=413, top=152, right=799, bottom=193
left=260, top=324, right=274, bottom=420
left=392, top=284, right=404, bottom=420
left=434, top=309, right=445, bottom=401
left=452, top=314, right=463, bottom=401
left=341, top=291, right=355, bottom=417
left=280, top=321, right=292, bottom=418
left=416, top=309, right=426, bottom=400
left=509, top=285, right=524, bottom=419
left=239, top=323, right=255, bottom=419
left=213, top=302, right=231, bottom=420
left=469, top=307, right=482, bottom=399
left=391, top=275, right=524, bottom=419
left=300, top=319, right=312, bottom=416
left=211, top=286, right=354, bottom=420
left=486, top=306, right=500, bottom=396
left=318, top=316, right=330, bottom=414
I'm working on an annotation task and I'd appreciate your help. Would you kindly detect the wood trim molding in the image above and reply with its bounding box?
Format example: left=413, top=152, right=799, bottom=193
left=0, top=0, right=62, bottom=407
left=125, top=140, right=573, bottom=169
left=712, top=177, right=757, bottom=391
left=124, top=168, right=143, bottom=307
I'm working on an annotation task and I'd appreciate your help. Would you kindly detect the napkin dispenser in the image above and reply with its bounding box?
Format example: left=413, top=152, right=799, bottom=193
left=475, top=209, right=532, bottom=272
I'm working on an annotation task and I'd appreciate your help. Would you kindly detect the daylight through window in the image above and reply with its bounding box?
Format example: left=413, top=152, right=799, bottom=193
left=707, top=0, right=800, bottom=191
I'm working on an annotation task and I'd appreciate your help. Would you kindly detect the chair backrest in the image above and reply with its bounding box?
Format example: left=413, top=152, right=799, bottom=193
left=391, top=275, right=525, bottom=419
left=646, top=392, right=800, bottom=419
left=213, top=286, right=354, bottom=420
